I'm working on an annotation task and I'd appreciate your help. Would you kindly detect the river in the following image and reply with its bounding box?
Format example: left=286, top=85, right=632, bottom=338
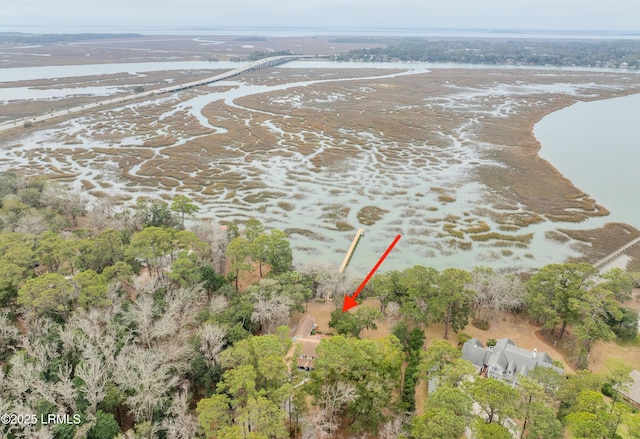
left=534, top=92, right=640, bottom=229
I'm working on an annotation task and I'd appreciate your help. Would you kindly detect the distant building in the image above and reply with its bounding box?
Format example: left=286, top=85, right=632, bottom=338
left=462, top=338, right=563, bottom=384
left=616, top=369, right=640, bottom=409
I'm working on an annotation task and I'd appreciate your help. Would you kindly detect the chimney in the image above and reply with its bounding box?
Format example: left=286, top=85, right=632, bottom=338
left=532, top=348, right=537, bottom=359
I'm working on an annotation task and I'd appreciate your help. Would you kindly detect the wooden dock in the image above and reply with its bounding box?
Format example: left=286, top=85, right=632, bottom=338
left=593, top=235, right=640, bottom=271
left=339, top=229, right=365, bottom=273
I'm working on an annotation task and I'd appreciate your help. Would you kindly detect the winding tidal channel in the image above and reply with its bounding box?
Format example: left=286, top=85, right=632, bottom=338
left=2, top=59, right=640, bottom=275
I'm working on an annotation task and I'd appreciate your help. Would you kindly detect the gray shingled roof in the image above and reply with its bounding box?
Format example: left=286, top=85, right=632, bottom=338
left=461, top=339, right=489, bottom=367
left=618, top=370, right=640, bottom=405
left=462, top=338, right=563, bottom=378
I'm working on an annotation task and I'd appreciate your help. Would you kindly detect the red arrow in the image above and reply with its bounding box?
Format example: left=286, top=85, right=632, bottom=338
left=342, top=234, right=401, bottom=312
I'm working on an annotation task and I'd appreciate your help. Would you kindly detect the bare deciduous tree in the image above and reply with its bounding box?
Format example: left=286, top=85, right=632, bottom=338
left=161, top=390, right=200, bottom=439
left=250, top=291, right=293, bottom=334
left=302, top=265, right=356, bottom=302
left=199, top=323, right=226, bottom=367
left=114, top=345, right=181, bottom=422
left=75, top=347, right=107, bottom=415
left=470, top=268, right=526, bottom=322
left=379, top=416, right=408, bottom=439
left=52, top=363, right=77, bottom=413
left=124, top=294, right=159, bottom=348
left=209, top=295, right=229, bottom=315
left=0, top=312, right=21, bottom=359
left=307, top=382, right=357, bottom=438
left=191, top=220, right=229, bottom=274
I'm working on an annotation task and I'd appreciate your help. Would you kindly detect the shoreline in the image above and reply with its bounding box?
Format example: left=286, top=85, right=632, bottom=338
left=3, top=41, right=640, bottom=270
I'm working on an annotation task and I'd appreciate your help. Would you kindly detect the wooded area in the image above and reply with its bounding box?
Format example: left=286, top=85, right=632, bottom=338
left=336, top=38, right=640, bottom=68
left=1, top=171, right=639, bottom=438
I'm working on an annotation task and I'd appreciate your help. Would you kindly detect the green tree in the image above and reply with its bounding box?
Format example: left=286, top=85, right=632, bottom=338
left=134, top=199, right=178, bottom=229
left=465, top=377, right=518, bottom=425
left=328, top=306, right=383, bottom=338
left=573, top=286, right=620, bottom=369
left=516, top=376, right=547, bottom=439
left=36, top=230, right=77, bottom=274
left=170, top=194, right=200, bottom=229
left=210, top=295, right=257, bottom=342
left=0, top=172, right=18, bottom=203
left=226, top=237, right=251, bottom=291
left=200, top=360, right=289, bottom=439
left=397, top=265, right=440, bottom=328
left=73, top=269, right=110, bottom=309
left=127, top=226, right=174, bottom=276
left=199, top=265, right=228, bottom=296
left=77, top=228, right=127, bottom=273
left=526, top=402, right=563, bottom=439
left=197, top=393, right=233, bottom=438
left=244, top=218, right=265, bottom=243
left=219, top=333, right=291, bottom=399
left=169, top=251, right=202, bottom=286
left=17, top=272, right=74, bottom=319
left=525, top=262, right=598, bottom=339
left=624, top=413, right=640, bottom=439
left=424, top=386, right=473, bottom=421
left=418, top=339, right=462, bottom=386
left=1, top=195, right=30, bottom=230
left=599, top=267, right=634, bottom=302
left=608, top=306, right=639, bottom=340
left=102, top=261, right=134, bottom=286
left=411, top=408, right=465, bottom=439
left=472, top=419, right=512, bottom=439
left=0, top=232, right=35, bottom=303
left=310, top=335, right=404, bottom=435
left=565, top=411, right=609, bottom=439
left=369, top=270, right=404, bottom=314
left=557, top=370, right=604, bottom=409
left=529, top=364, right=566, bottom=399
left=251, top=230, right=292, bottom=276
left=436, top=268, right=474, bottom=339
left=87, top=410, right=120, bottom=439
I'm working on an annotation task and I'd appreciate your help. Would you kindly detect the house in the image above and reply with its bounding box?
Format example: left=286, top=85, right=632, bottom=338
left=289, top=315, right=325, bottom=372
left=295, top=336, right=322, bottom=371
left=617, top=369, right=640, bottom=409
left=462, top=338, right=563, bottom=384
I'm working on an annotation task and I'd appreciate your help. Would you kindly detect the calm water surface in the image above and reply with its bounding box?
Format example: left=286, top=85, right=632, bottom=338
left=535, top=93, right=640, bottom=229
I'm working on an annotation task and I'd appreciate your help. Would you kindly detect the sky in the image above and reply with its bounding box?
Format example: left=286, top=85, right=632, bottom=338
left=1, top=0, right=639, bottom=33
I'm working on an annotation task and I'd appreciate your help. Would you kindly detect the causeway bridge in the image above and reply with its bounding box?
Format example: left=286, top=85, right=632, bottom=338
left=154, top=55, right=310, bottom=93
left=0, top=55, right=310, bottom=133
left=593, top=235, right=640, bottom=270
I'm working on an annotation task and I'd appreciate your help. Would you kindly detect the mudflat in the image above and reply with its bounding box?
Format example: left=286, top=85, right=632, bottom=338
left=2, top=35, right=640, bottom=271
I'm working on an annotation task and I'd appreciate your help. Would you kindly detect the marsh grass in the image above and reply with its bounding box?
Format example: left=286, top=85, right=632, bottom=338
left=463, top=221, right=491, bottom=234
left=545, top=230, right=571, bottom=243
left=470, top=232, right=533, bottom=244
left=284, top=228, right=327, bottom=241
left=357, top=205, right=389, bottom=226
left=277, top=202, right=295, bottom=211
left=335, top=221, right=355, bottom=231
left=443, top=223, right=464, bottom=239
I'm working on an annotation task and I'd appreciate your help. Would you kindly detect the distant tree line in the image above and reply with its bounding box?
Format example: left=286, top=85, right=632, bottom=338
left=0, top=32, right=143, bottom=44
left=336, top=38, right=640, bottom=68
left=247, top=50, right=297, bottom=61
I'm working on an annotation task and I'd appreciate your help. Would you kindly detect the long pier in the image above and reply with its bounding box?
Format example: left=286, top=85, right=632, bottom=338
left=593, top=235, right=640, bottom=270
left=0, top=55, right=310, bottom=133
left=339, top=229, right=365, bottom=273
